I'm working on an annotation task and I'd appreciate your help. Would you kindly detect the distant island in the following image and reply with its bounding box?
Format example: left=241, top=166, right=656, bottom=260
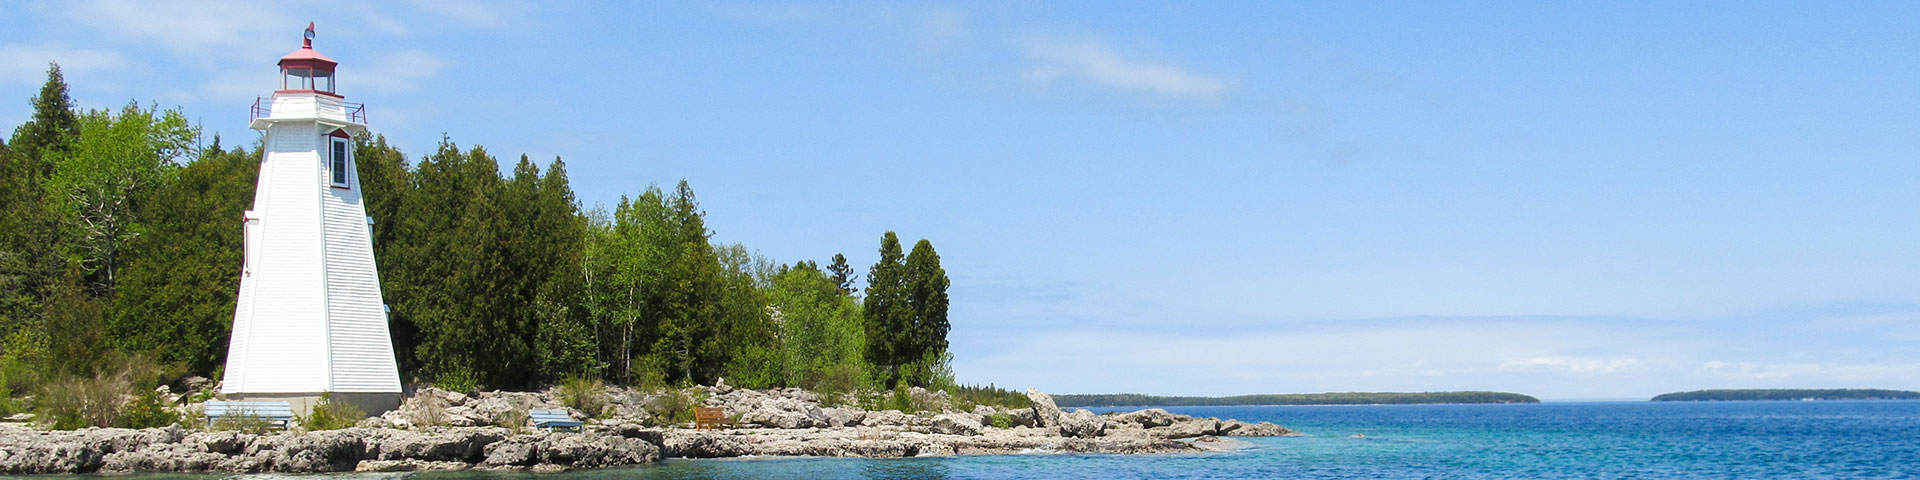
left=1650, top=389, right=1920, bottom=402
left=1055, top=391, right=1541, bottom=407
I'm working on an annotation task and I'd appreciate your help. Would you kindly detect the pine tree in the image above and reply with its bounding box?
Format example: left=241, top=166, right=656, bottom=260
left=901, top=239, right=951, bottom=386
left=1, top=64, right=81, bottom=357
left=827, top=253, right=858, bottom=296
left=863, top=232, right=908, bottom=387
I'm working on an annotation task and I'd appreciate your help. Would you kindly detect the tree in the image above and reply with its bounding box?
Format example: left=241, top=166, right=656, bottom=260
left=862, top=232, right=908, bottom=387
left=900, top=239, right=951, bottom=387
left=827, top=253, right=857, bottom=296
left=767, top=261, right=866, bottom=392
left=44, top=102, right=198, bottom=296
left=1, top=64, right=81, bottom=360
left=108, top=143, right=256, bottom=374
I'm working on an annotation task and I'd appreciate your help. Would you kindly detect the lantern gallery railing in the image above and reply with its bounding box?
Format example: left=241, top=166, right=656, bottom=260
left=253, top=96, right=366, bottom=124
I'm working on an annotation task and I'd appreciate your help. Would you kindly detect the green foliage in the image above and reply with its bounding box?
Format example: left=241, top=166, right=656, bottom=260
left=1053, top=391, right=1544, bottom=407
left=210, top=409, right=272, bottom=433
left=891, top=383, right=914, bottom=414
left=118, top=388, right=179, bottom=429
left=302, top=393, right=368, bottom=430
left=432, top=368, right=480, bottom=395
left=493, top=405, right=531, bottom=433
left=948, top=383, right=1032, bottom=410
left=768, top=261, right=868, bottom=393
left=863, top=232, right=909, bottom=387
left=45, top=102, right=197, bottom=296
left=38, top=374, right=126, bottom=429
left=1650, top=389, right=1920, bottom=402
left=989, top=412, right=1011, bottom=429
left=109, top=143, right=254, bottom=373
left=646, top=387, right=700, bottom=427
left=557, top=376, right=608, bottom=417
left=863, top=234, right=951, bottom=389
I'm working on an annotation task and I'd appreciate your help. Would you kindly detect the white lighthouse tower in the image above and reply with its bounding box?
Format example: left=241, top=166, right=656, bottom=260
left=223, top=24, right=401, bottom=415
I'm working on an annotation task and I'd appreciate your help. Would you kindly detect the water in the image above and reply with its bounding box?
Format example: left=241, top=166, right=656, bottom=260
left=134, top=401, right=1920, bottom=479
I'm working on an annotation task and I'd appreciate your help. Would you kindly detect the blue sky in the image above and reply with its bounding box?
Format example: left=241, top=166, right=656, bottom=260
left=4, top=1, right=1917, bottom=400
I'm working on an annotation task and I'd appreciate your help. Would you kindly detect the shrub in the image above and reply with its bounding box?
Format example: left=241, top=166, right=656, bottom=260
left=557, top=376, right=608, bottom=417
left=891, top=384, right=913, bottom=414
left=302, top=393, right=367, bottom=431
left=493, top=405, right=531, bottom=433
left=433, top=369, right=480, bottom=395
left=407, top=392, right=450, bottom=427
left=990, top=412, right=1012, bottom=429
left=38, top=373, right=128, bottom=429
left=646, top=387, right=700, bottom=427
left=117, top=388, right=179, bottom=428
left=210, top=408, right=271, bottom=433
left=809, top=361, right=865, bottom=407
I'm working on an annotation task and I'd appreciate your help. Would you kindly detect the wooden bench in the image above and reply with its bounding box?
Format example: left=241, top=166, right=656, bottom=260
left=530, top=409, right=583, bottom=432
left=694, top=407, right=729, bottom=431
left=203, top=400, right=295, bottom=430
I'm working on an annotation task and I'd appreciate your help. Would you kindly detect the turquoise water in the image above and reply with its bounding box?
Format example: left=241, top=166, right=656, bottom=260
left=544, top=401, right=1920, bottom=479
left=138, top=401, right=1920, bottom=479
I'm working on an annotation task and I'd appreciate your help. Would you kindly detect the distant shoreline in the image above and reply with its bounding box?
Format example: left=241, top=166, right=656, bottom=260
left=1650, top=389, right=1920, bottom=402
left=1055, top=391, right=1541, bottom=408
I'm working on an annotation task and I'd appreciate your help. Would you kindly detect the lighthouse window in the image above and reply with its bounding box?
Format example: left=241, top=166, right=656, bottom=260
left=331, top=137, right=350, bottom=187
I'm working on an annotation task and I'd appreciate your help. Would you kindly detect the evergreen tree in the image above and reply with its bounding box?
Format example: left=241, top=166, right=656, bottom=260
left=109, top=143, right=256, bottom=373
left=901, top=239, right=951, bottom=386
left=1, top=64, right=80, bottom=359
left=827, top=253, right=857, bottom=296
left=862, top=232, right=908, bottom=387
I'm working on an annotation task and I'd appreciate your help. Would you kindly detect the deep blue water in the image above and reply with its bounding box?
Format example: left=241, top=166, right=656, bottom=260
left=221, top=401, right=1920, bottom=479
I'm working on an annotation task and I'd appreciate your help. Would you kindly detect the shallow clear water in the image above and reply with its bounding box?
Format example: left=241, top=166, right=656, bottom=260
left=99, top=401, right=1920, bottom=479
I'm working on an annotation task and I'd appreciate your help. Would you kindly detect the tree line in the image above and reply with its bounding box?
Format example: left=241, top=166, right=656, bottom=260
left=0, top=64, right=957, bottom=406
left=1650, top=389, right=1920, bottom=402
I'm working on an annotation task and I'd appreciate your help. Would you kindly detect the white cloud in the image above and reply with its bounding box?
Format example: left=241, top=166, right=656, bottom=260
left=1020, top=38, right=1232, bottom=102
left=58, top=0, right=291, bottom=64
left=0, top=44, right=125, bottom=86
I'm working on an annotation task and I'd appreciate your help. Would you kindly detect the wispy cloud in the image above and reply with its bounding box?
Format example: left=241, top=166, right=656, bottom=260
left=0, top=44, right=125, bottom=86
left=1020, top=38, right=1232, bottom=102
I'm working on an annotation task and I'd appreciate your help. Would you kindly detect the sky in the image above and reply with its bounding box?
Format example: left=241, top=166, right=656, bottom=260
left=3, top=1, right=1918, bottom=400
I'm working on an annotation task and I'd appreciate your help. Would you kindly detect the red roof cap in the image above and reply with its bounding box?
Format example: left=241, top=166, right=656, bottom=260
left=278, top=22, right=336, bottom=69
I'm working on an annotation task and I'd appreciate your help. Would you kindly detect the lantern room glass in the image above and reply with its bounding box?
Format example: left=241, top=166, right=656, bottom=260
left=282, top=67, right=336, bottom=93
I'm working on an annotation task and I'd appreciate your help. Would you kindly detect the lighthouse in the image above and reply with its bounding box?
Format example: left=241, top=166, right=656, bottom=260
left=222, top=24, right=401, bottom=415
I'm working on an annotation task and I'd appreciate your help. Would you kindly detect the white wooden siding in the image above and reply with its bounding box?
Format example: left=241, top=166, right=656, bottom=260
left=225, top=97, right=399, bottom=396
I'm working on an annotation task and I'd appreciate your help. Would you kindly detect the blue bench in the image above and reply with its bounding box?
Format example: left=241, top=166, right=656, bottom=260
left=204, top=400, right=295, bottom=429
left=531, top=409, right=582, bottom=432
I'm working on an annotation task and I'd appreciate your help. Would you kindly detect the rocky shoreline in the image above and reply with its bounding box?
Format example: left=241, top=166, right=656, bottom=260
left=0, top=386, right=1296, bottom=474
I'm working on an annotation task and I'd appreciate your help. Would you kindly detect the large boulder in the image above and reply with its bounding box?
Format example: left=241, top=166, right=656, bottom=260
left=930, top=413, right=983, bottom=436
left=1223, top=421, right=1297, bottom=437
left=1024, top=388, right=1063, bottom=427
left=1152, top=418, right=1220, bottom=439
left=1113, top=408, right=1181, bottom=428
left=822, top=406, right=867, bottom=428
left=1057, top=409, right=1106, bottom=438
left=1007, top=408, right=1038, bottom=428
left=738, top=397, right=827, bottom=429
left=662, top=432, right=754, bottom=458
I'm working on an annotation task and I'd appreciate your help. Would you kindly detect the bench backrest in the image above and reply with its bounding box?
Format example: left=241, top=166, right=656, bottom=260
left=204, top=400, right=295, bottom=420
left=529, top=409, right=576, bottom=423
left=695, top=407, right=725, bottom=423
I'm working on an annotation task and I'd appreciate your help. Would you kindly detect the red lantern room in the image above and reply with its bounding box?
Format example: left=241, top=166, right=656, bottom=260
left=278, top=22, right=340, bottom=96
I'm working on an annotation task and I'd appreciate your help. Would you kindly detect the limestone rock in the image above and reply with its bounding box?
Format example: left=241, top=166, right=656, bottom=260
left=1113, top=408, right=1180, bottom=428
left=930, top=413, right=983, bottom=436
left=823, top=406, right=867, bottom=428
left=1057, top=409, right=1106, bottom=438
left=1223, top=421, right=1297, bottom=437
left=1024, top=388, right=1063, bottom=427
